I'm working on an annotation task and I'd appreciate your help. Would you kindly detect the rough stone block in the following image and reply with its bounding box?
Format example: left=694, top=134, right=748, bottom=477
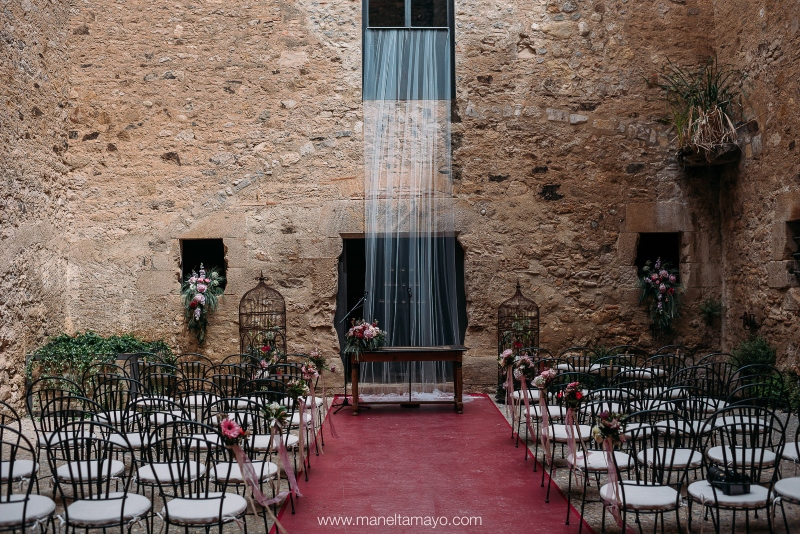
left=569, top=114, right=588, bottom=124
left=767, top=261, right=794, bottom=288
left=546, top=108, right=570, bottom=122
left=625, top=203, right=689, bottom=233
left=137, top=270, right=176, bottom=296
left=178, top=213, right=247, bottom=239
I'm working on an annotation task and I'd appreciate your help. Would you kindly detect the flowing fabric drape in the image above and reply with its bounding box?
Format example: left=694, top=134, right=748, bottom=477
left=362, top=29, right=459, bottom=398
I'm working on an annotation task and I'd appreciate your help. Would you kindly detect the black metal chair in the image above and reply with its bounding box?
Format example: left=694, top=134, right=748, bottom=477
left=0, top=424, right=56, bottom=533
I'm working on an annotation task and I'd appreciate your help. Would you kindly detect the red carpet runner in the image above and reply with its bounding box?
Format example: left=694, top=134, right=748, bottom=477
left=273, top=394, right=592, bottom=533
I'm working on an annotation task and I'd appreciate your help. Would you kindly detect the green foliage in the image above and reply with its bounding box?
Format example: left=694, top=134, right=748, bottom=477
left=589, top=345, right=613, bottom=362
left=26, top=331, right=175, bottom=383
left=730, top=336, right=776, bottom=368
left=699, top=298, right=723, bottom=325
left=655, top=56, right=746, bottom=150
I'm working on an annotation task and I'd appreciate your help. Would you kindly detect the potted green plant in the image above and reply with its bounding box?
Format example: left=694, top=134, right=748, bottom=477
left=654, top=56, right=748, bottom=167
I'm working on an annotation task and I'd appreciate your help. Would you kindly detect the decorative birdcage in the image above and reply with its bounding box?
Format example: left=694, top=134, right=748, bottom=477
left=496, top=282, right=540, bottom=402
left=239, top=274, right=286, bottom=359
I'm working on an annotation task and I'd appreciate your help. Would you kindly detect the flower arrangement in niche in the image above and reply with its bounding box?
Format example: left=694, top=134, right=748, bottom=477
left=638, top=258, right=683, bottom=333
left=592, top=411, right=628, bottom=446
left=181, top=264, right=224, bottom=344
left=344, top=319, right=386, bottom=360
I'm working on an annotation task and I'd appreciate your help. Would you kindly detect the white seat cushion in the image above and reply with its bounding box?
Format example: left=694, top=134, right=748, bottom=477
left=291, top=412, right=312, bottom=427
left=525, top=404, right=565, bottom=420
left=181, top=394, right=220, bottom=407
left=149, top=411, right=191, bottom=425
left=165, top=492, right=247, bottom=525
left=580, top=402, right=625, bottom=415
left=184, top=433, right=222, bottom=450
left=568, top=450, right=632, bottom=472
left=637, top=448, right=702, bottom=469
left=698, top=397, right=727, bottom=413
left=544, top=424, right=592, bottom=442
left=249, top=433, right=300, bottom=451
left=94, top=411, right=133, bottom=425
left=137, top=462, right=205, bottom=484
left=0, top=494, right=56, bottom=528
left=707, top=446, right=776, bottom=467
left=0, top=460, right=38, bottom=481
left=688, top=480, right=770, bottom=508
left=654, top=419, right=706, bottom=435
left=211, top=461, right=278, bottom=483
left=66, top=493, right=151, bottom=527
left=713, top=416, right=766, bottom=429
left=281, top=396, right=324, bottom=408
left=134, top=396, right=174, bottom=407
left=108, top=432, right=148, bottom=450
left=780, top=442, right=800, bottom=462
left=601, top=482, right=679, bottom=511
left=622, top=422, right=652, bottom=440
left=56, top=460, right=125, bottom=482
left=774, top=477, right=800, bottom=502
left=511, top=389, right=541, bottom=401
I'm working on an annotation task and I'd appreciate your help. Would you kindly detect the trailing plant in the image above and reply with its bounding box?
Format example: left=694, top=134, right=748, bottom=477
left=699, top=297, right=723, bottom=326
left=181, top=264, right=225, bottom=344
left=730, top=335, right=776, bottom=368
left=637, top=258, right=683, bottom=333
left=654, top=56, right=747, bottom=158
left=26, top=331, right=175, bottom=383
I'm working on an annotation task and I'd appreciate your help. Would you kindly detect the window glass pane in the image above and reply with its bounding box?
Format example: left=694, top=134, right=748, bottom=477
left=369, top=0, right=406, bottom=27
left=411, top=0, right=447, bottom=27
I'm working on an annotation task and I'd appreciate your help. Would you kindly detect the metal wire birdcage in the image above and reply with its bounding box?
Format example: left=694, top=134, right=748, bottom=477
left=496, top=282, right=540, bottom=402
left=238, top=274, right=286, bottom=359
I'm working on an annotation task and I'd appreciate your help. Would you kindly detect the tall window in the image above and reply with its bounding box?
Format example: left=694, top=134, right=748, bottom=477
left=362, top=0, right=455, bottom=100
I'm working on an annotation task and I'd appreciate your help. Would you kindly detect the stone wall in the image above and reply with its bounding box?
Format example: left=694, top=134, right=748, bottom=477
left=0, top=0, right=71, bottom=407
left=6, top=0, right=800, bottom=407
left=711, top=0, right=800, bottom=370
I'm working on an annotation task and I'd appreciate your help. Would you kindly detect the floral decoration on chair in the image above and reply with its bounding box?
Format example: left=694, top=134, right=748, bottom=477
left=181, top=264, right=224, bottom=344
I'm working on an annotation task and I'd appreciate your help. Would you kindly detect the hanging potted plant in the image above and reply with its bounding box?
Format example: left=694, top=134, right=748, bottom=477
left=654, top=56, right=748, bottom=167
left=181, top=264, right=225, bottom=344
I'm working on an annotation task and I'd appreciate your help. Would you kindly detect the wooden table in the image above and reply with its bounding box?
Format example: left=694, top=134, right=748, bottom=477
left=350, top=346, right=467, bottom=415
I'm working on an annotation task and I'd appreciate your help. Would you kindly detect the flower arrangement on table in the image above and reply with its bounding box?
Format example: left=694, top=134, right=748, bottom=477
left=344, top=319, right=386, bottom=361
left=592, top=411, right=628, bottom=447
left=638, top=257, right=682, bottom=333
left=218, top=415, right=248, bottom=447
left=181, top=264, right=224, bottom=344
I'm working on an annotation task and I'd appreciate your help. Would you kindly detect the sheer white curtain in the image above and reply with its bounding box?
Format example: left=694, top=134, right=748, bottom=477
left=361, top=29, right=459, bottom=398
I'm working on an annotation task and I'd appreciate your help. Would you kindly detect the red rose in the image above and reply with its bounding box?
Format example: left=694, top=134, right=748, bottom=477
left=513, top=341, right=523, bottom=349
left=667, top=287, right=675, bottom=295
left=190, top=301, right=197, bottom=308
left=575, top=392, right=583, bottom=399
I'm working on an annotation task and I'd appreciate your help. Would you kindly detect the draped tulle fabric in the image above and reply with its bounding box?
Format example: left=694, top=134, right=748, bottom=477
left=362, top=29, right=459, bottom=396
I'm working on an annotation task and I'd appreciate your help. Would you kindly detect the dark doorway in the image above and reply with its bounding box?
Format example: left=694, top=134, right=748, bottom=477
left=635, top=232, right=682, bottom=278
left=335, top=237, right=467, bottom=349
left=180, top=239, right=227, bottom=289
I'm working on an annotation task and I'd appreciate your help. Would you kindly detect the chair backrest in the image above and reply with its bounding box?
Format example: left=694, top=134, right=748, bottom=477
left=623, top=409, right=695, bottom=488
left=177, top=360, right=214, bottom=380
left=82, top=362, right=130, bottom=396
left=704, top=405, right=785, bottom=486
left=653, top=344, right=694, bottom=357
left=138, top=363, right=180, bottom=396
left=46, top=420, right=135, bottom=506
left=726, top=382, right=785, bottom=410
left=209, top=364, right=255, bottom=397
left=91, top=377, right=146, bottom=434
left=26, top=376, right=85, bottom=417
left=0, top=424, right=40, bottom=520
left=0, top=400, right=21, bottom=430
left=145, top=420, right=232, bottom=504
left=176, top=352, right=215, bottom=366
left=695, top=352, right=733, bottom=365
left=238, top=378, right=288, bottom=405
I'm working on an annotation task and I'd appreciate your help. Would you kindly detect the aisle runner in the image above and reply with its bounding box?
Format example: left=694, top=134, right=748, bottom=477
left=273, top=394, right=591, bottom=533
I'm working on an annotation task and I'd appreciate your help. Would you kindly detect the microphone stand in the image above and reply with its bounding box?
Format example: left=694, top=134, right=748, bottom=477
left=333, top=292, right=371, bottom=413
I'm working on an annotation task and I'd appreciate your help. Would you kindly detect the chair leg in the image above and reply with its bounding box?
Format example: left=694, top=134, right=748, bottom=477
left=566, top=467, right=573, bottom=525
left=780, top=500, right=791, bottom=534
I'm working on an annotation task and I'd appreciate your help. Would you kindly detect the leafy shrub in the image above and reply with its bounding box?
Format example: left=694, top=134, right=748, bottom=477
left=730, top=336, right=776, bottom=368
left=699, top=298, right=723, bottom=326
left=26, top=331, right=176, bottom=383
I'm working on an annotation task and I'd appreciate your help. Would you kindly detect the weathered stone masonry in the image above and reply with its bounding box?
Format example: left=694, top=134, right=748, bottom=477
left=2, top=0, right=799, bottom=408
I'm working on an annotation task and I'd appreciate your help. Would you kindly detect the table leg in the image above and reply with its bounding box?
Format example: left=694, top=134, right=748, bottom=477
left=454, top=359, right=463, bottom=414
left=351, top=356, right=359, bottom=416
